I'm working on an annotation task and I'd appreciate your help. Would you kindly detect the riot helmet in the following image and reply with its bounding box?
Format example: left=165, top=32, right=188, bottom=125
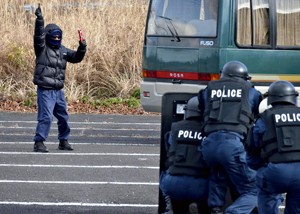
left=267, top=80, right=298, bottom=105
left=184, top=96, right=201, bottom=119
left=221, top=61, right=251, bottom=80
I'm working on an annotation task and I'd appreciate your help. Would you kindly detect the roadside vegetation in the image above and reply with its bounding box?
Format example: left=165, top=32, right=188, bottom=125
left=0, top=0, right=150, bottom=114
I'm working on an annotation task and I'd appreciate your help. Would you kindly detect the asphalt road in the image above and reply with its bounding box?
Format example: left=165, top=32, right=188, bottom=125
left=0, top=111, right=161, bottom=214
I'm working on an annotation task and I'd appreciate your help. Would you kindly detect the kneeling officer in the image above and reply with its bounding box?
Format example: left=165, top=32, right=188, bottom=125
left=247, top=80, right=300, bottom=214
left=160, top=96, right=210, bottom=214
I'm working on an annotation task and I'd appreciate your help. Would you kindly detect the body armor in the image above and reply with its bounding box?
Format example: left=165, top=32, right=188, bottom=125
left=203, top=78, right=253, bottom=136
left=168, top=120, right=209, bottom=178
left=260, top=106, right=300, bottom=163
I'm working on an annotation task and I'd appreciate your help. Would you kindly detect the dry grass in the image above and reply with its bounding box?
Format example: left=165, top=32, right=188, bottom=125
left=0, top=0, right=148, bottom=105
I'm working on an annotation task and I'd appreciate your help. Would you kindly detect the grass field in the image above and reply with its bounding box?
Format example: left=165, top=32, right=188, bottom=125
left=0, top=0, right=148, bottom=110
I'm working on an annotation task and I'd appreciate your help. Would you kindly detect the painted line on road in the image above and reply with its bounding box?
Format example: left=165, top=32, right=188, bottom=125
left=0, top=151, right=159, bottom=156
left=0, top=126, right=160, bottom=131
left=0, top=180, right=159, bottom=185
left=0, top=142, right=159, bottom=146
left=0, top=133, right=159, bottom=139
left=0, top=164, right=159, bottom=169
left=0, top=201, right=158, bottom=207
left=0, top=121, right=161, bottom=126
left=0, top=201, right=285, bottom=209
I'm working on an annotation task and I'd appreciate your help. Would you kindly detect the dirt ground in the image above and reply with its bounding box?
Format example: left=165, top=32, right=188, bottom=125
left=0, top=100, right=159, bottom=116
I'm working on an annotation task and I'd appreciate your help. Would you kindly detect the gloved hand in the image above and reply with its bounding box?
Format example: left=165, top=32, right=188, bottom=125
left=78, top=29, right=87, bottom=47
left=35, top=4, right=43, bottom=19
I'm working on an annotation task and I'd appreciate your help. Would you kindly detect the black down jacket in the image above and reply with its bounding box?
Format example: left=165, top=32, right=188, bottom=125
left=33, top=18, right=86, bottom=89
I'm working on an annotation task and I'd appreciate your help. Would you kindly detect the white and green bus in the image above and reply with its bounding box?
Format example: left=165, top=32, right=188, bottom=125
left=141, top=0, right=300, bottom=113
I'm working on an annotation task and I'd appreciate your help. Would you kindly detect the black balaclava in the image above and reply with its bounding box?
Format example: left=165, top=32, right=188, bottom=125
left=45, top=24, right=62, bottom=49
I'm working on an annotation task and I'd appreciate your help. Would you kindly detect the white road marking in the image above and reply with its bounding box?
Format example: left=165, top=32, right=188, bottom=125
left=0, top=164, right=159, bottom=169
left=0, top=133, right=159, bottom=139
left=0, top=180, right=158, bottom=185
left=0, top=201, right=285, bottom=209
left=0, top=201, right=158, bottom=207
left=0, top=126, right=159, bottom=131
left=0, top=117, right=161, bottom=210
left=0, top=151, right=159, bottom=156
left=0, top=121, right=160, bottom=126
left=0, top=142, right=159, bottom=146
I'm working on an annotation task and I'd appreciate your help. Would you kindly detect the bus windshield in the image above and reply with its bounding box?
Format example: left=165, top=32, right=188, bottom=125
left=147, top=0, right=218, bottom=37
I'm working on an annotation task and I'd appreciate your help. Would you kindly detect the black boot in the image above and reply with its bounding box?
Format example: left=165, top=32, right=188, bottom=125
left=163, top=195, right=173, bottom=214
left=33, top=141, right=49, bottom=153
left=58, top=140, right=73, bottom=150
left=211, top=207, right=223, bottom=214
left=189, top=202, right=199, bottom=214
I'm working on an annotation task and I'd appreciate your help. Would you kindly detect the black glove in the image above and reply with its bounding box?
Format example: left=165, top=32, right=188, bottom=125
left=35, top=4, right=43, bottom=19
left=79, top=39, right=87, bottom=48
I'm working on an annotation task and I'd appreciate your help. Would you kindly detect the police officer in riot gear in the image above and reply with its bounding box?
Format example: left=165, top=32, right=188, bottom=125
left=160, top=96, right=210, bottom=214
left=198, top=61, right=262, bottom=214
left=247, top=80, right=300, bottom=214
left=220, top=60, right=251, bottom=80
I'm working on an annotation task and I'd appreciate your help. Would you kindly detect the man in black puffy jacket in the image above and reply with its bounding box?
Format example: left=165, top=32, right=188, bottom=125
left=33, top=5, right=86, bottom=152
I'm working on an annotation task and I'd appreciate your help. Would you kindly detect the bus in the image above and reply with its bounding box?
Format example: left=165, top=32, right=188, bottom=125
left=140, top=0, right=300, bottom=213
left=141, top=0, right=300, bottom=113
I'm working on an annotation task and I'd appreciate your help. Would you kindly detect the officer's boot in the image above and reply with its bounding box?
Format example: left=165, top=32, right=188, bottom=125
left=211, top=207, right=223, bottom=214
left=163, top=195, right=173, bottom=214
left=34, top=141, right=49, bottom=153
left=58, top=140, right=73, bottom=151
left=188, top=202, right=199, bottom=214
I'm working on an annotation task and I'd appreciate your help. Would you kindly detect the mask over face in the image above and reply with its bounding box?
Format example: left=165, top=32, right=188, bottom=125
left=45, top=24, right=63, bottom=49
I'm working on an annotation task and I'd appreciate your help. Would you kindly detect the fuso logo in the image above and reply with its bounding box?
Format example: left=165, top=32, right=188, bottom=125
left=200, top=41, right=214, bottom=46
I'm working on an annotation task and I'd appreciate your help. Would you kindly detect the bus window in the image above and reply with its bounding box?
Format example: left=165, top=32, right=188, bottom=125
left=147, top=0, right=218, bottom=37
left=276, top=0, right=300, bottom=47
left=236, top=0, right=252, bottom=46
left=237, top=0, right=270, bottom=46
